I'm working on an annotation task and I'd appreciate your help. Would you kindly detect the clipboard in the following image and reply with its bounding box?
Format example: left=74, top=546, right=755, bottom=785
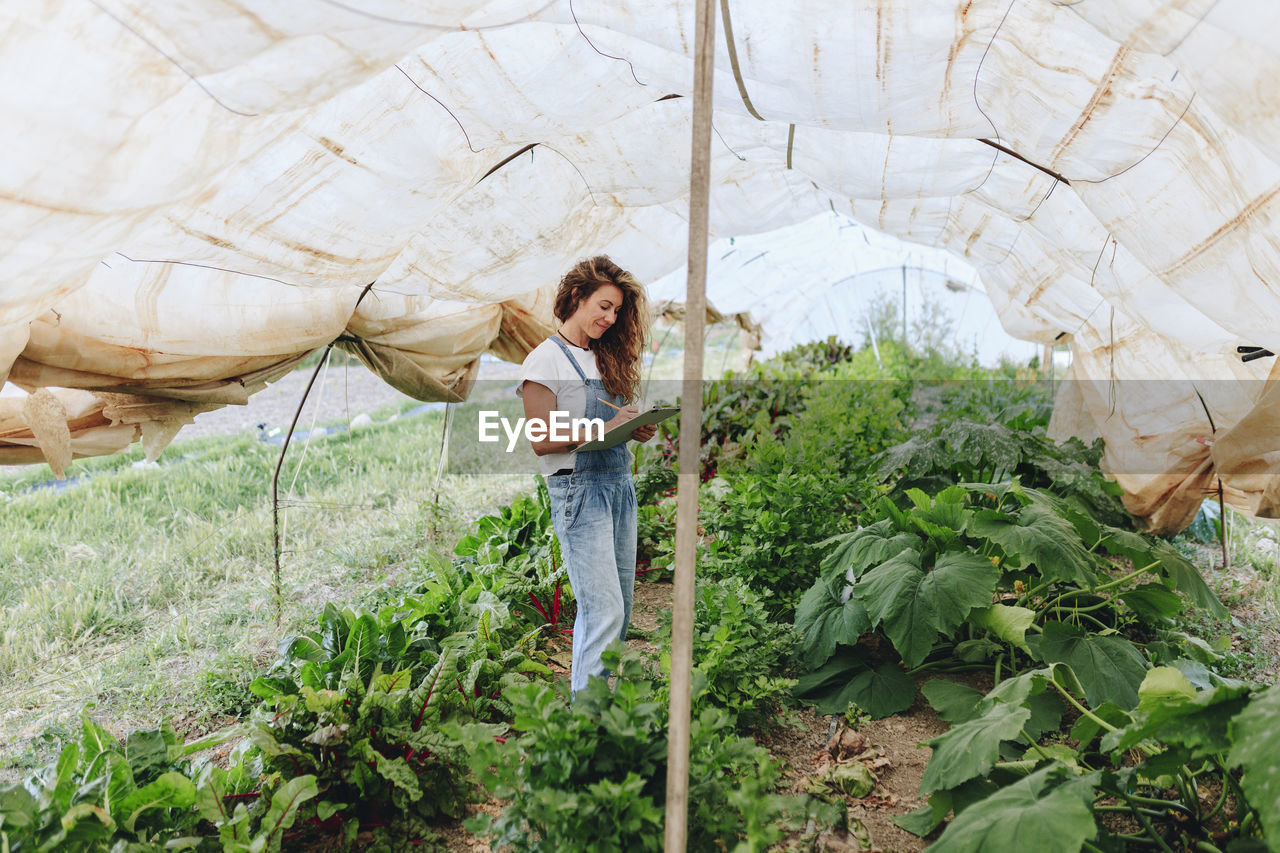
left=571, top=405, right=680, bottom=452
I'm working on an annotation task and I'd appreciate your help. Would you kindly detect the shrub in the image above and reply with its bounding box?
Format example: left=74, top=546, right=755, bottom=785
left=655, top=577, right=799, bottom=730
left=468, top=646, right=823, bottom=852
left=698, top=467, right=855, bottom=619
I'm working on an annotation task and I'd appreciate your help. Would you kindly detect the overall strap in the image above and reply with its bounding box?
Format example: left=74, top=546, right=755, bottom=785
left=549, top=334, right=591, bottom=383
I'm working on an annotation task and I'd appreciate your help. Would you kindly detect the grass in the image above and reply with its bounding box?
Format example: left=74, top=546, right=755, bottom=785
left=0, top=401, right=531, bottom=774
left=0, top=324, right=746, bottom=774
left=1168, top=504, right=1280, bottom=684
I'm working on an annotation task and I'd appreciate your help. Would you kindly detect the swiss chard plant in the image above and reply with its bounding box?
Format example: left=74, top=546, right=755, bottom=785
left=453, top=478, right=574, bottom=633
left=794, top=483, right=1225, bottom=718
left=0, top=711, right=306, bottom=853
left=248, top=647, right=505, bottom=849
left=243, top=574, right=552, bottom=847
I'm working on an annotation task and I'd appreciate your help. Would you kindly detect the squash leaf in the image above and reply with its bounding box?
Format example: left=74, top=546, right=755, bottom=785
left=854, top=550, right=999, bottom=668
left=1038, top=623, right=1146, bottom=709
left=813, top=662, right=915, bottom=719
left=1229, top=684, right=1280, bottom=845
left=794, top=575, right=871, bottom=669
left=920, top=700, right=1031, bottom=794
left=930, top=766, right=1097, bottom=853
left=968, top=504, right=1096, bottom=586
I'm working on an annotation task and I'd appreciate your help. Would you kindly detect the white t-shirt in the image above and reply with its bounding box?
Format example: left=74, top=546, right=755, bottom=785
left=517, top=337, right=602, bottom=476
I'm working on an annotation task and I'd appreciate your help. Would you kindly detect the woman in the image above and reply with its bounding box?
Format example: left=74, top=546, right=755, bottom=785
left=518, top=255, right=656, bottom=694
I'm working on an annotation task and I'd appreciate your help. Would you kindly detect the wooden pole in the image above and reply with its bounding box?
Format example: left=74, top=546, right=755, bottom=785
left=664, top=1, right=715, bottom=849
left=1218, top=478, right=1229, bottom=571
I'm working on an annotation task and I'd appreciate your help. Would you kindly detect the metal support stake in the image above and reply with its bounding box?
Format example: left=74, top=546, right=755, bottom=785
left=271, top=344, right=332, bottom=626
left=270, top=282, right=376, bottom=626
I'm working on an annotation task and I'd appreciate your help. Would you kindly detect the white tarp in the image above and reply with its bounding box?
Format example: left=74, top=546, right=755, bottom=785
left=3, top=0, right=1280, bottom=530
left=647, top=212, right=1038, bottom=365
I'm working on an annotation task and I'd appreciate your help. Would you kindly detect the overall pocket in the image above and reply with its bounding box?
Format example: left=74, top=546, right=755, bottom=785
left=563, top=483, right=589, bottom=532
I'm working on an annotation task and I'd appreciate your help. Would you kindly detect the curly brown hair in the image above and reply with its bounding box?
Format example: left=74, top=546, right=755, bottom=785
left=553, top=255, right=649, bottom=402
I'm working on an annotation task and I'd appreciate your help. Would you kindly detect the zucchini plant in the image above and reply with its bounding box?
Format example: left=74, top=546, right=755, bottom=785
left=795, top=483, right=1224, bottom=718
left=902, top=665, right=1277, bottom=851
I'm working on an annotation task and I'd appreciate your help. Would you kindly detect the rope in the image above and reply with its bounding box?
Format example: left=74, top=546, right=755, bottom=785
left=718, top=0, right=765, bottom=121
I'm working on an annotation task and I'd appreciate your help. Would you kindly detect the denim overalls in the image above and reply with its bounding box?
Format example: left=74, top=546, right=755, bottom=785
left=544, top=335, right=638, bottom=695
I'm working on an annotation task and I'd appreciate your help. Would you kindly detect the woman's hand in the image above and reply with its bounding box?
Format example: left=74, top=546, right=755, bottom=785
left=604, top=405, right=640, bottom=433
left=605, top=405, right=656, bottom=442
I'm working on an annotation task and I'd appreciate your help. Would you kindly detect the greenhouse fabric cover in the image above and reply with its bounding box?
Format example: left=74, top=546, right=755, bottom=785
left=2, top=0, right=1280, bottom=531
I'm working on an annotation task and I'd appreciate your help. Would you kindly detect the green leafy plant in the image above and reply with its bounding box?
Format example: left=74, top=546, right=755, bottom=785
left=248, top=649, right=504, bottom=848
left=901, top=666, right=1274, bottom=851
left=655, top=577, right=799, bottom=730
left=794, top=483, right=1225, bottom=718
left=771, top=335, right=858, bottom=371
left=200, top=773, right=320, bottom=853
left=1188, top=497, right=1224, bottom=546
left=454, top=478, right=575, bottom=634
left=932, top=377, right=1056, bottom=432
left=243, top=573, right=551, bottom=847
left=691, top=348, right=914, bottom=619
left=636, top=495, right=678, bottom=581
left=633, top=440, right=678, bottom=508
left=251, top=601, right=437, bottom=699
left=699, top=468, right=856, bottom=618
left=779, top=364, right=912, bottom=476
left=866, top=419, right=1128, bottom=526
left=467, top=645, right=826, bottom=852
left=453, top=480, right=555, bottom=564
left=0, top=711, right=279, bottom=852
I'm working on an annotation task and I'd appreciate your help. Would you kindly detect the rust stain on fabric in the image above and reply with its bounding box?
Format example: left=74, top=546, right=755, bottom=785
left=318, top=136, right=359, bottom=167
left=0, top=190, right=96, bottom=216
left=1162, top=182, right=1280, bottom=276
left=875, top=6, right=887, bottom=87
left=941, top=1, right=971, bottom=112
left=174, top=223, right=239, bottom=253
left=1052, top=45, right=1129, bottom=165
left=280, top=240, right=347, bottom=265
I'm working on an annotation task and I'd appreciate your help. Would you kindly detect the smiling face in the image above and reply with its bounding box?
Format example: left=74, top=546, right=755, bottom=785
left=569, top=283, right=624, bottom=341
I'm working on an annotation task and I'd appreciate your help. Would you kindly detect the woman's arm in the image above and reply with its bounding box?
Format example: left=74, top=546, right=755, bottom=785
left=521, top=380, right=640, bottom=455
left=521, top=380, right=575, bottom=456
left=519, top=381, right=640, bottom=455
